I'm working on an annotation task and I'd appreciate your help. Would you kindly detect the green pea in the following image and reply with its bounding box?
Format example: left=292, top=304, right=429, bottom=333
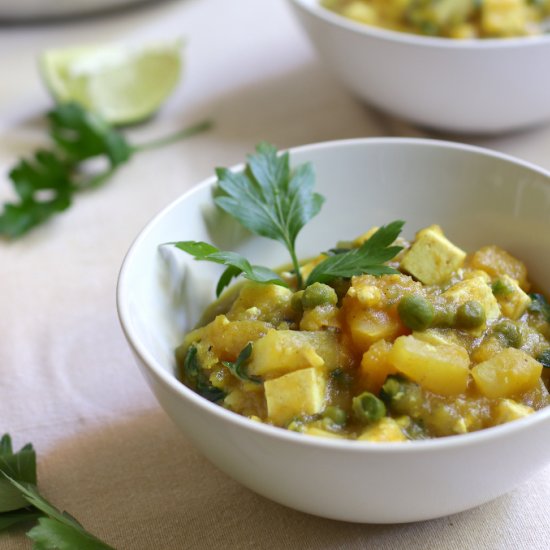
left=537, top=349, right=550, bottom=368
left=322, top=406, right=347, bottom=426
left=491, top=279, right=513, bottom=296
left=302, top=282, right=338, bottom=309
left=493, top=320, right=522, bottom=348
left=291, top=290, right=304, bottom=313
left=352, top=392, right=386, bottom=424
left=455, top=301, right=486, bottom=329
left=380, top=375, right=423, bottom=418
left=397, top=294, right=435, bottom=331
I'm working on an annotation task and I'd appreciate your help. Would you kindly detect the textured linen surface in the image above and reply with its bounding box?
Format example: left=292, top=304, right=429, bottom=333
left=1, top=1, right=549, bottom=549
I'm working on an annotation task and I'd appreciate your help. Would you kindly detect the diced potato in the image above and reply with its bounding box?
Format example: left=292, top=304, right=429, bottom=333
left=481, top=0, right=528, bottom=37
left=342, top=2, right=378, bottom=25
left=469, top=245, right=529, bottom=290
left=493, top=398, right=534, bottom=425
left=389, top=335, right=471, bottom=396
left=359, top=340, right=397, bottom=393
left=249, top=329, right=344, bottom=378
left=300, top=304, right=341, bottom=332
left=471, top=336, right=505, bottom=363
left=184, top=315, right=270, bottom=361
left=472, top=348, right=543, bottom=398
left=493, top=274, right=531, bottom=320
left=346, top=307, right=404, bottom=352
left=227, top=282, right=294, bottom=325
left=412, top=328, right=461, bottom=347
left=357, top=417, right=407, bottom=442
left=264, top=367, right=326, bottom=426
left=442, top=276, right=501, bottom=327
left=400, top=225, right=466, bottom=285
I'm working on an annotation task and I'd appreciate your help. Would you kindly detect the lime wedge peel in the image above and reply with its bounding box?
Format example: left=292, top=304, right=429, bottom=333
left=39, top=39, right=184, bottom=126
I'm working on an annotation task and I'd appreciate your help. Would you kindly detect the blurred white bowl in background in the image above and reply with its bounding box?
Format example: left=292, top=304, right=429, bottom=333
left=288, top=0, right=550, bottom=134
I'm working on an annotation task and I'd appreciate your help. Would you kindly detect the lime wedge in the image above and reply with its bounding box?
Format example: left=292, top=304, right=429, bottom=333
left=39, top=39, right=183, bottom=125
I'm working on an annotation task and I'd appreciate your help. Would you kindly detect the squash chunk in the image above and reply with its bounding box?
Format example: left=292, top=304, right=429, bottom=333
left=469, top=245, right=529, bottom=290
left=389, top=335, right=470, bottom=396
left=248, top=329, right=342, bottom=379
left=359, top=340, right=397, bottom=393
left=472, top=348, right=543, bottom=398
left=264, top=368, right=326, bottom=426
left=400, top=225, right=466, bottom=285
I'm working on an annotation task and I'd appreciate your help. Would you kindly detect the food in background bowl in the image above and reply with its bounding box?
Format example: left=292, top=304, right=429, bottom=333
left=117, top=138, right=550, bottom=523
left=321, top=0, right=550, bottom=39
left=288, top=0, right=550, bottom=133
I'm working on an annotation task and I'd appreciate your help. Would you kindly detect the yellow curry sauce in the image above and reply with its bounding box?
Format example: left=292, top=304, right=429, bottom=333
left=177, top=225, right=550, bottom=442
left=321, top=0, right=550, bottom=39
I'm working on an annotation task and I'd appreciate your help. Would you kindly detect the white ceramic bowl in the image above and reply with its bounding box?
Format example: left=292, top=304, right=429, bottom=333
left=288, top=0, right=550, bottom=134
left=117, top=138, right=550, bottom=523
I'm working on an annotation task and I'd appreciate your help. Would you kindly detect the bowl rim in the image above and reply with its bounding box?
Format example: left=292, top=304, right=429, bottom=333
left=117, top=136, right=550, bottom=454
left=289, top=0, right=550, bottom=50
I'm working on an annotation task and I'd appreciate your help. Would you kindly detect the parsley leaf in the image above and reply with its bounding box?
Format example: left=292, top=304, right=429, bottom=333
left=222, top=343, right=261, bottom=384
left=0, top=434, right=37, bottom=513
left=215, top=142, right=324, bottom=288
left=4, top=478, right=115, bottom=550
left=173, top=240, right=286, bottom=297
left=0, top=102, right=211, bottom=239
left=0, top=510, right=42, bottom=532
left=306, top=221, right=404, bottom=286
left=183, top=346, right=226, bottom=402
left=48, top=102, right=132, bottom=165
left=528, top=293, right=550, bottom=322
left=0, top=434, right=115, bottom=548
left=537, top=349, right=550, bottom=368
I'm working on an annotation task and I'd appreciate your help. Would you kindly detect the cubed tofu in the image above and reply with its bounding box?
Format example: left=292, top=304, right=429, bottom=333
left=357, top=417, right=407, bottom=442
left=442, top=276, right=501, bottom=328
left=493, top=398, right=534, bottom=425
left=389, top=335, right=471, bottom=396
left=472, top=348, right=543, bottom=398
left=264, top=367, right=326, bottom=426
left=481, top=0, right=528, bottom=37
left=400, top=225, right=466, bottom=285
left=493, top=274, right=531, bottom=320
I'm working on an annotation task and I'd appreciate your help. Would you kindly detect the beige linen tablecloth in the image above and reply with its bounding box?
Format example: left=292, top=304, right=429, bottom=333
left=1, top=1, right=549, bottom=548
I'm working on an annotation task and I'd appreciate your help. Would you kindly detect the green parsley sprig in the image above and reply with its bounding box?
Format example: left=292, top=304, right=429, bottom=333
left=305, top=221, right=404, bottom=286
left=215, top=142, right=324, bottom=289
left=0, top=433, right=114, bottom=549
left=222, top=343, right=261, bottom=384
left=173, top=241, right=285, bottom=297
left=0, top=102, right=211, bottom=239
left=173, top=142, right=404, bottom=292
